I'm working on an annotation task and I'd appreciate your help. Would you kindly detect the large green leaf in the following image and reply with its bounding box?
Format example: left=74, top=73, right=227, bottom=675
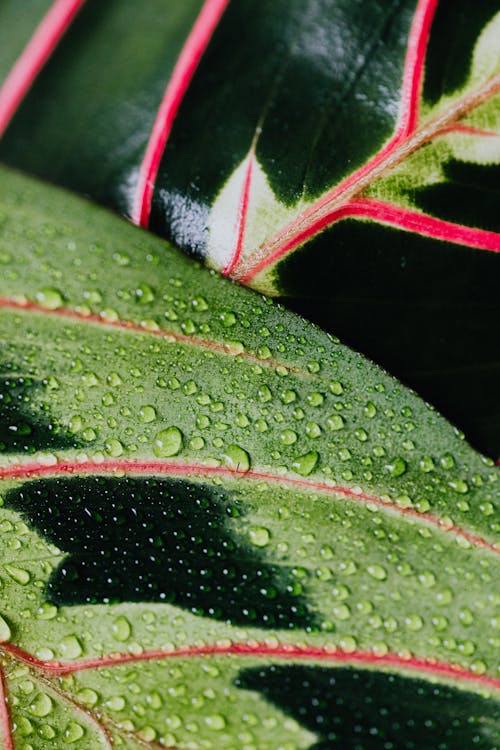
left=1, top=0, right=499, bottom=458
left=0, top=166, right=499, bottom=748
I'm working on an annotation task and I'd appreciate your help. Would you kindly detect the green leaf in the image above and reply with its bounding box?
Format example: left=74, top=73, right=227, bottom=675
left=1, top=0, right=499, bottom=457
left=0, top=166, right=499, bottom=748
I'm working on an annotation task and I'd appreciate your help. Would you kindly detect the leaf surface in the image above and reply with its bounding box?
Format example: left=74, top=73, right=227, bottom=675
left=1, top=0, right=500, bottom=456
left=0, top=166, right=499, bottom=748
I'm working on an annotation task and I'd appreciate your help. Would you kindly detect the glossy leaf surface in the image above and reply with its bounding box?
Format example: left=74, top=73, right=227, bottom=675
left=1, top=0, right=499, bottom=457
left=0, top=167, right=499, bottom=748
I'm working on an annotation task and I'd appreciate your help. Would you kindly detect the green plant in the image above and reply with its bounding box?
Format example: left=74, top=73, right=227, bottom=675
left=0, top=1, right=499, bottom=748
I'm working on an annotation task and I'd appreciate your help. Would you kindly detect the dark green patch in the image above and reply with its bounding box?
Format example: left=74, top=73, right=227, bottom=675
left=6, top=476, right=317, bottom=630
left=151, top=0, right=414, bottom=247
left=416, top=161, right=500, bottom=233
left=236, top=665, right=500, bottom=749
left=0, top=376, right=77, bottom=454
left=423, top=0, right=499, bottom=104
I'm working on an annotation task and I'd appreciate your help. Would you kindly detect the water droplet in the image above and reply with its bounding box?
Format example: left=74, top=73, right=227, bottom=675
left=364, top=401, right=377, bottom=418
left=280, top=429, right=297, bottom=445
left=135, top=283, right=155, bottom=304
left=292, top=451, right=319, bottom=476
left=224, top=444, right=250, bottom=472
left=307, top=392, right=324, bottom=407
left=77, top=688, right=99, bottom=707
left=4, top=564, right=30, bottom=585
left=280, top=389, right=297, bottom=404
left=107, top=696, right=126, bottom=711
left=105, top=438, right=123, bottom=457
left=189, top=436, right=205, bottom=450
left=440, top=453, right=455, bottom=470
left=405, top=614, right=424, bottom=631
left=418, top=571, right=436, bottom=588
left=112, top=616, right=131, bottom=642
left=249, top=526, right=271, bottom=547
left=139, top=405, right=156, bottom=423
left=367, top=564, right=387, bottom=581
left=191, top=296, right=208, bottom=312
left=64, top=722, right=85, bottom=743
left=81, top=371, right=99, bottom=387
left=205, top=714, right=226, bottom=730
left=35, top=288, right=63, bottom=310
left=29, top=693, right=53, bottom=717
left=60, top=635, right=83, bottom=659
left=327, top=414, right=344, bottom=431
left=329, top=381, right=343, bottom=395
left=255, top=384, right=273, bottom=405
left=220, top=311, right=237, bottom=327
left=448, top=479, right=469, bottom=494
left=153, top=427, right=183, bottom=457
left=383, top=458, right=407, bottom=477
left=354, top=428, right=368, bottom=442
left=306, top=422, right=322, bottom=438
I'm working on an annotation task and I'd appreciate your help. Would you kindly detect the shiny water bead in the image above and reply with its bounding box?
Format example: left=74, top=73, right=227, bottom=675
left=153, top=427, right=183, bottom=457
left=64, top=722, right=85, bottom=743
left=35, top=287, right=64, bottom=309
left=59, top=635, right=83, bottom=659
left=327, top=414, right=345, bottom=431
left=29, top=693, right=53, bottom=717
left=306, top=392, right=324, bottom=407
left=292, top=451, right=319, bottom=476
left=280, top=429, right=297, bottom=445
left=4, top=564, right=30, bottom=584
left=383, top=458, right=407, bottom=476
left=105, top=438, right=123, bottom=457
left=139, top=405, right=157, bottom=423
left=329, top=381, right=344, bottom=395
left=248, top=526, right=271, bottom=547
left=224, top=444, right=251, bottom=472
left=112, top=616, right=132, bottom=642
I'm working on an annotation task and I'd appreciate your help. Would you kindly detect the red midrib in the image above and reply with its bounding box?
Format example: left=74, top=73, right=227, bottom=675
left=1, top=458, right=498, bottom=555
left=0, top=0, right=87, bottom=138
left=3, top=640, right=500, bottom=694
left=235, top=70, right=500, bottom=282
left=229, top=0, right=500, bottom=283
left=131, top=0, right=231, bottom=227
left=0, top=296, right=307, bottom=376
left=0, top=667, right=13, bottom=750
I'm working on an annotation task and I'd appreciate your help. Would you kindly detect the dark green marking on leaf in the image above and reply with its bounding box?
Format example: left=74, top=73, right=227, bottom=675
left=0, top=375, right=78, bottom=455
left=6, top=476, right=318, bottom=630
left=422, top=0, right=500, bottom=104
left=416, top=161, right=500, bottom=234
left=237, top=665, right=500, bottom=749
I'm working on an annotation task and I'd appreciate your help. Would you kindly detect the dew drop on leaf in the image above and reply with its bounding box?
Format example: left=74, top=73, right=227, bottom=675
left=248, top=526, right=271, bottom=547
left=29, top=693, right=53, bottom=717
left=59, top=634, right=83, bottom=659
left=63, top=721, right=85, bottom=743
left=4, top=564, right=30, bottom=584
left=292, top=451, right=319, bottom=476
left=280, top=429, right=297, bottom=445
left=105, top=438, right=123, bottom=457
left=112, top=615, right=131, bottom=642
left=327, top=414, right=344, bottom=431
left=35, top=288, right=64, bottom=309
left=153, top=426, right=184, bottom=457
left=383, top=457, right=407, bottom=477
left=224, top=444, right=251, bottom=472
left=367, top=564, right=387, bottom=581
